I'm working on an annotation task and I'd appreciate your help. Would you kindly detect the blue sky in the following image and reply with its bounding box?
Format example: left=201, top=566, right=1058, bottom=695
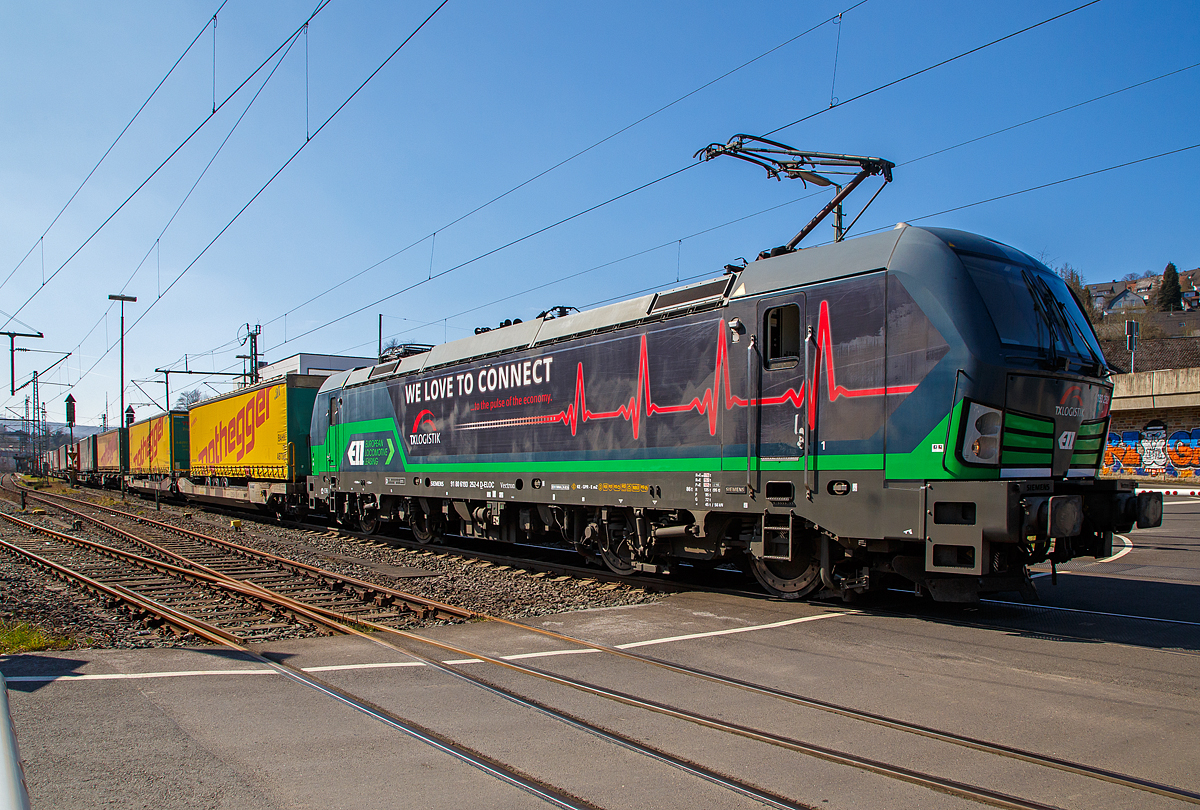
left=2, top=0, right=1197, bottom=427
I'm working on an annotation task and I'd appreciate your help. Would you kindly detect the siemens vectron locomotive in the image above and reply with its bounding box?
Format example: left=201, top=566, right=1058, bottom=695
left=304, top=217, right=1162, bottom=602
left=44, top=140, right=1164, bottom=602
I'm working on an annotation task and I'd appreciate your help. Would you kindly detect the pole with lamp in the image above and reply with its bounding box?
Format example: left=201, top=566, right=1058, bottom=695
left=109, top=294, right=136, bottom=497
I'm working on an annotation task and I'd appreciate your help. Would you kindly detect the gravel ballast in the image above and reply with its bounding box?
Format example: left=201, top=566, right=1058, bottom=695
left=0, top=484, right=662, bottom=649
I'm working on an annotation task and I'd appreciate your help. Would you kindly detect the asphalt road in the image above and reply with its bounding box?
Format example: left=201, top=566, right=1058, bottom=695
left=3, top=496, right=1198, bottom=810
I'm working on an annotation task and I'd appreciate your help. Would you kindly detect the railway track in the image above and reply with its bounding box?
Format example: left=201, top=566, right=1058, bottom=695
left=35, top=478, right=760, bottom=599
left=198, top=495, right=751, bottom=596
left=3, top=485, right=470, bottom=626
left=7, top=477, right=1197, bottom=809
left=0, top=480, right=809, bottom=809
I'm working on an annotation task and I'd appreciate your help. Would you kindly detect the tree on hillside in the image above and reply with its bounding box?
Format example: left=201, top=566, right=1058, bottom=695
left=1156, top=262, right=1182, bottom=311
left=174, top=389, right=203, bottom=409
left=1057, top=263, right=1099, bottom=325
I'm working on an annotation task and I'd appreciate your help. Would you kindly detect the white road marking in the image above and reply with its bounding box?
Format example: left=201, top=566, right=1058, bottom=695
left=980, top=599, right=1200, bottom=628
left=306, top=661, right=425, bottom=672
left=4, top=669, right=276, bottom=683
left=1097, top=534, right=1133, bottom=562
left=615, top=611, right=845, bottom=648
left=1031, top=533, right=1134, bottom=579
left=4, top=611, right=851, bottom=683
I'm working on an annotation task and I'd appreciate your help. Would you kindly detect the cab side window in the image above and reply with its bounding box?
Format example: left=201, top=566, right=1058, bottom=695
left=312, top=392, right=333, bottom=445
left=763, top=304, right=801, bottom=369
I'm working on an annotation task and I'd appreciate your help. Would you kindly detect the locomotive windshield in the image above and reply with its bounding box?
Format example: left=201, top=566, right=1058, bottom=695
left=958, top=251, right=1104, bottom=369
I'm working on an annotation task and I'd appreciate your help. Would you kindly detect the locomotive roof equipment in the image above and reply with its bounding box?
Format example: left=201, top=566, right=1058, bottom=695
left=698, top=135, right=894, bottom=253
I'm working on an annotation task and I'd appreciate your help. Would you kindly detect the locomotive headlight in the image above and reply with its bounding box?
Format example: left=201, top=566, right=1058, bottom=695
left=975, top=410, right=1002, bottom=435
left=960, top=401, right=1003, bottom=466
left=971, top=435, right=998, bottom=460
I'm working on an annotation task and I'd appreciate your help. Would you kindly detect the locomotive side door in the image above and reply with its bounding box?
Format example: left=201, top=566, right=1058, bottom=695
left=326, top=392, right=343, bottom=473
left=754, top=294, right=808, bottom=493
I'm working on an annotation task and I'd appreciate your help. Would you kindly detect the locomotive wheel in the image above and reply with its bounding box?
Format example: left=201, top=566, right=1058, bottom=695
left=749, top=546, right=821, bottom=600
left=410, top=510, right=441, bottom=545
left=359, top=510, right=380, bottom=535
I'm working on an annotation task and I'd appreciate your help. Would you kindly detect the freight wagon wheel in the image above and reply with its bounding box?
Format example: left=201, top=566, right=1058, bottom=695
left=749, top=544, right=821, bottom=600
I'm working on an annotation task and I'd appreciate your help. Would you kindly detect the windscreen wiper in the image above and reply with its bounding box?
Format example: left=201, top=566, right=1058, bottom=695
left=1050, top=281, right=1109, bottom=377
left=1020, top=268, right=1064, bottom=370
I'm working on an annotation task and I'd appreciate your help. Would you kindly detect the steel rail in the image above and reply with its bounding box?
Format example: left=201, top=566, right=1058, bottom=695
left=0, top=518, right=244, bottom=646
left=0, top=516, right=598, bottom=810
left=9, top=485, right=471, bottom=620
left=18, top=481, right=1193, bottom=805
left=0, top=512, right=328, bottom=638
left=482, top=619, right=1200, bottom=806
left=2, top=486, right=815, bottom=809
left=5, top=495, right=1040, bottom=809
left=4, top=487, right=817, bottom=809
left=22, top=501, right=415, bottom=626
left=14, top=481, right=1187, bottom=807
left=347, top=626, right=1062, bottom=810
left=50, top=477, right=754, bottom=596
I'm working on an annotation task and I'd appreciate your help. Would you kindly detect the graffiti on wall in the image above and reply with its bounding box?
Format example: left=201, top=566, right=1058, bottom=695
left=1103, top=419, right=1200, bottom=477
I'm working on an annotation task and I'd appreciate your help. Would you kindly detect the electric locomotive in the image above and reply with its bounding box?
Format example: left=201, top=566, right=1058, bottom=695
left=305, top=140, right=1162, bottom=602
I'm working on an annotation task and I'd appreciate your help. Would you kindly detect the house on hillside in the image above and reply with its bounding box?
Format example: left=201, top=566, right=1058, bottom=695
left=1104, top=287, right=1147, bottom=312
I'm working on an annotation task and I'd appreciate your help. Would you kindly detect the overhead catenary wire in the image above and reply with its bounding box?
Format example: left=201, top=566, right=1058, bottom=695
left=762, top=0, right=1103, bottom=137
left=189, top=55, right=1200, bottom=388
left=0, top=0, right=334, bottom=332
left=303, top=58, right=1200, bottom=361
left=247, top=0, right=1110, bottom=356
left=56, top=0, right=450, bottom=402
left=25, top=49, right=1195, bottom=411
left=243, top=1, right=872, bottom=343
left=0, top=0, right=229, bottom=298
left=897, top=59, right=1200, bottom=168
left=341, top=142, right=1200, bottom=359
left=267, top=161, right=700, bottom=352
left=33, top=3, right=1169, bottom=414
left=37, top=27, right=309, bottom=407
left=120, top=30, right=304, bottom=300
left=891, top=142, right=1200, bottom=229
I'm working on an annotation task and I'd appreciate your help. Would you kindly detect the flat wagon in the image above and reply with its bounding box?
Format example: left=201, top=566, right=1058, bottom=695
left=126, top=411, right=189, bottom=496
left=75, top=435, right=96, bottom=481
left=178, top=374, right=324, bottom=511
left=95, top=427, right=128, bottom=488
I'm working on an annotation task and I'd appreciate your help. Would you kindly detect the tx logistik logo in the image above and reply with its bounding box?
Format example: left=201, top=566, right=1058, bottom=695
left=1056, top=386, right=1084, bottom=417
left=410, top=409, right=441, bottom=445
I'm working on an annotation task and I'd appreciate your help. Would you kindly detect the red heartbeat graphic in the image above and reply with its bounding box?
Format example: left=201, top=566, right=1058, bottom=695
left=464, top=300, right=918, bottom=440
